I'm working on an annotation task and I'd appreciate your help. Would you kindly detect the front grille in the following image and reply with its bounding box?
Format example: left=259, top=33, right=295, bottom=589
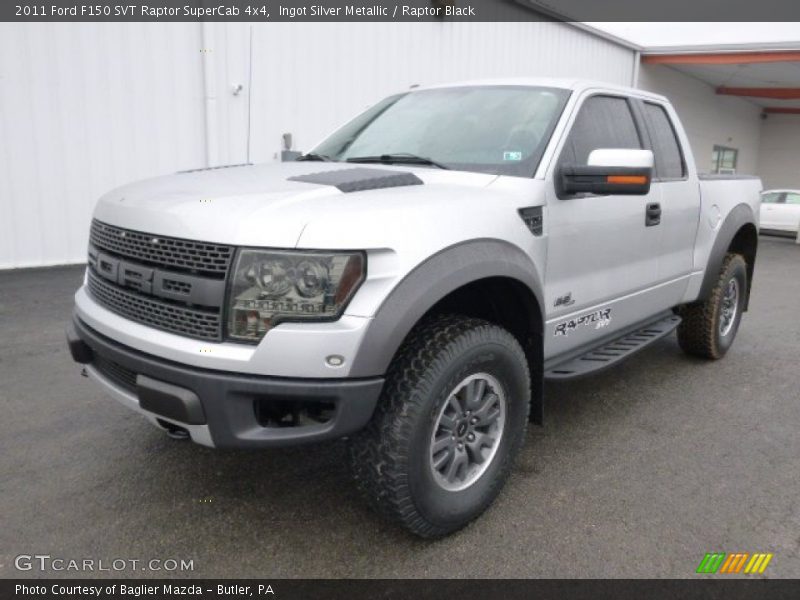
left=86, top=220, right=231, bottom=342
left=88, top=270, right=222, bottom=341
left=93, top=354, right=137, bottom=394
left=90, top=220, right=233, bottom=276
left=162, top=278, right=191, bottom=295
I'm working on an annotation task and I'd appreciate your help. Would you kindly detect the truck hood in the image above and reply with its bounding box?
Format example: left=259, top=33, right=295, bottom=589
left=93, top=162, right=499, bottom=248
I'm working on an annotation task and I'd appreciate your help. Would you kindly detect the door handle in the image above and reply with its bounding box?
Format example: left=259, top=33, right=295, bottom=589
left=645, top=202, right=661, bottom=227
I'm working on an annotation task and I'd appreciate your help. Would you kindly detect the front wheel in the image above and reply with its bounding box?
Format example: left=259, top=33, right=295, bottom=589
left=677, top=253, right=748, bottom=359
left=347, top=314, right=530, bottom=538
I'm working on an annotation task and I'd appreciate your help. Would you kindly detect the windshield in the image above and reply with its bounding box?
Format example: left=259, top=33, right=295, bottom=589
left=310, top=86, right=570, bottom=177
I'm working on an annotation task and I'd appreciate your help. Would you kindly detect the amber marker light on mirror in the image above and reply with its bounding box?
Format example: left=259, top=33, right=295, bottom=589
left=607, top=175, right=648, bottom=185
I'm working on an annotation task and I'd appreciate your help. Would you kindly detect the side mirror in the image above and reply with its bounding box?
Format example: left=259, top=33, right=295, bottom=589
left=560, top=149, right=654, bottom=196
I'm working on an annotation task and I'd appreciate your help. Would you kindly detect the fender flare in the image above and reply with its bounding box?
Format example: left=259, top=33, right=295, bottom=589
left=697, top=203, right=757, bottom=304
left=348, top=239, right=544, bottom=378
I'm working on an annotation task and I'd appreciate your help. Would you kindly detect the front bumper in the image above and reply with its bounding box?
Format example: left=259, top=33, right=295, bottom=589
left=67, top=315, right=384, bottom=448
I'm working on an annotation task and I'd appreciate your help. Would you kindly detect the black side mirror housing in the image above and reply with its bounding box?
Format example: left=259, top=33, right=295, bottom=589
left=560, top=165, right=653, bottom=196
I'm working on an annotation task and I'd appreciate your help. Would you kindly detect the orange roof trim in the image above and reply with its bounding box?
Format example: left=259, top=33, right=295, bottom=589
left=764, top=107, right=800, bottom=114
left=717, top=87, right=800, bottom=99
left=643, top=51, right=800, bottom=65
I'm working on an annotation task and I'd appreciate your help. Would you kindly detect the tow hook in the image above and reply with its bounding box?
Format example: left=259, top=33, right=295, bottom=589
left=166, top=428, right=190, bottom=441
left=158, top=419, right=191, bottom=440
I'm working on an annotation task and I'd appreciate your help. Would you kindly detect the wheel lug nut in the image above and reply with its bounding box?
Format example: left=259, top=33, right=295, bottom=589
left=470, top=417, right=477, bottom=424
left=457, top=443, right=464, bottom=450
left=467, top=433, right=475, bottom=441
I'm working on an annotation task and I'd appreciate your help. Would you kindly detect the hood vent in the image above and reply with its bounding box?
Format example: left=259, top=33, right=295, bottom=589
left=288, top=167, right=423, bottom=193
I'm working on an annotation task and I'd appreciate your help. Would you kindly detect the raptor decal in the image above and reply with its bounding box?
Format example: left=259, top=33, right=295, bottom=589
left=554, top=308, right=612, bottom=337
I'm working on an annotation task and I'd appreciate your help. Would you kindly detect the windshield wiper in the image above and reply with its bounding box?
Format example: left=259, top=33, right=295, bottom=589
left=346, top=153, right=450, bottom=170
left=296, top=152, right=333, bottom=162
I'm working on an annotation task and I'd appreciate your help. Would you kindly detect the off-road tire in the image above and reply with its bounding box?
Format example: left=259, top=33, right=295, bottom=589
left=677, top=253, right=747, bottom=359
left=347, top=314, right=530, bottom=538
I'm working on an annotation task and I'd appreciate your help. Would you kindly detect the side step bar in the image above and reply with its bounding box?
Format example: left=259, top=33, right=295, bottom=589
left=544, top=314, right=682, bottom=381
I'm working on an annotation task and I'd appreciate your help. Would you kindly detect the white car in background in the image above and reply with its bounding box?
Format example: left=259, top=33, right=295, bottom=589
left=760, top=190, right=800, bottom=236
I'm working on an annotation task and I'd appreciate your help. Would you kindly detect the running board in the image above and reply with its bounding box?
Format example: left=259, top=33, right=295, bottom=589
left=544, top=314, right=682, bottom=381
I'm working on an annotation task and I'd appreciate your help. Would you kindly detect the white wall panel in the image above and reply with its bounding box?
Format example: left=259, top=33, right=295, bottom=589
left=0, top=23, right=207, bottom=269
left=248, top=22, right=635, bottom=162
left=202, top=22, right=252, bottom=167
left=757, top=114, right=800, bottom=190
left=638, top=64, right=763, bottom=176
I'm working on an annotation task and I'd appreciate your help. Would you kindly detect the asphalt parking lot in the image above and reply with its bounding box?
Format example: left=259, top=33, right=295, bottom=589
left=1, top=236, right=799, bottom=579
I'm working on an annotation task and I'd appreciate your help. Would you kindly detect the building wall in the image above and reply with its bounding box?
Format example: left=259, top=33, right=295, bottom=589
left=0, top=21, right=635, bottom=269
left=637, top=64, right=763, bottom=176
left=757, top=114, right=800, bottom=190
left=0, top=23, right=207, bottom=269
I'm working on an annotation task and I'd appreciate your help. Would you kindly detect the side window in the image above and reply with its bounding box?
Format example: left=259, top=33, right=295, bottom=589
left=643, top=102, right=685, bottom=179
left=785, top=193, right=800, bottom=205
left=561, top=96, right=642, bottom=166
left=761, top=192, right=784, bottom=204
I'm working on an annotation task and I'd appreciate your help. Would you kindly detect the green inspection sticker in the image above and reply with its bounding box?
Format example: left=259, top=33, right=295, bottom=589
left=503, top=151, right=522, bottom=161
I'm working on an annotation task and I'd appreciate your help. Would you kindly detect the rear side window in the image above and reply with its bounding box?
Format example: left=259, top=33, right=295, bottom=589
left=761, top=192, right=784, bottom=204
left=643, top=102, right=685, bottom=179
left=560, top=96, right=642, bottom=166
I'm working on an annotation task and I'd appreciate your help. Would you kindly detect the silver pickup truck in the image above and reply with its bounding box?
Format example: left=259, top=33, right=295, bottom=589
left=67, top=78, right=762, bottom=537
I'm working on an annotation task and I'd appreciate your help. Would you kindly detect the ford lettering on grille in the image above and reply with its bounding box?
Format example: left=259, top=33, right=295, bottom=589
left=89, top=246, right=225, bottom=308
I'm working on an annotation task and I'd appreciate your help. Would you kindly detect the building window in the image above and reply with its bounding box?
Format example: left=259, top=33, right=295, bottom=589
left=711, top=145, right=738, bottom=174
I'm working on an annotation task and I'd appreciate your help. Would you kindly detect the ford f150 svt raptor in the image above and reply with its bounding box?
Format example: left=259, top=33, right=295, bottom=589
left=67, top=79, right=762, bottom=537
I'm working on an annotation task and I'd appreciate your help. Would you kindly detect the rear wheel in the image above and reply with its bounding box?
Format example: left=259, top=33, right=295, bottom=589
left=677, top=253, right=747, bottom=359
left=347, top=314, right=530, bottom=538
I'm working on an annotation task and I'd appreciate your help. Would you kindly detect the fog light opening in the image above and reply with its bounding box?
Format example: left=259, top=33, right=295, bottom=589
left=253, top=398, right=336, bottom=428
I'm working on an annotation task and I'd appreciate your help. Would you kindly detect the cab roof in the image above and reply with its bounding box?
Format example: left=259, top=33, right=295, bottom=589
left=414, top=77, right=669, bottom=104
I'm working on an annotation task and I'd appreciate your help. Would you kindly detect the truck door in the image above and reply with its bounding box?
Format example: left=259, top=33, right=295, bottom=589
left=638, top=100, right=700, bottom=300
left=544, top=93, right=663, bottom=358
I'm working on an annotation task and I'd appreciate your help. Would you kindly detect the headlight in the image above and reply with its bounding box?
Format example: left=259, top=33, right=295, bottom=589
left=226, top=249, right=365, bottom=342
